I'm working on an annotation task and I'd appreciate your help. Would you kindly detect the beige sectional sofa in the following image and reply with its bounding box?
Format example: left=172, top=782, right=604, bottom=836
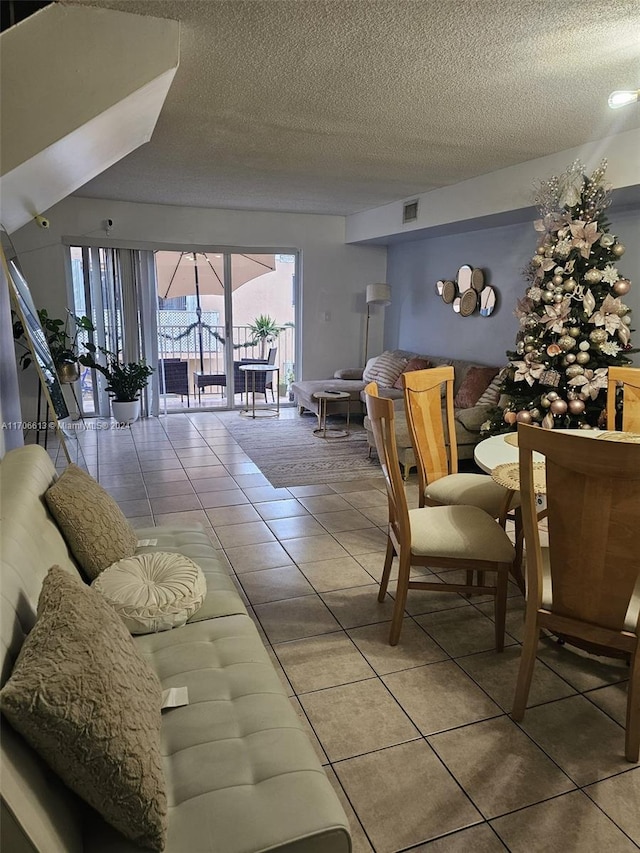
left=292, top=351, right=501, bottom=468
left=0, top=445, right=351, bottom=853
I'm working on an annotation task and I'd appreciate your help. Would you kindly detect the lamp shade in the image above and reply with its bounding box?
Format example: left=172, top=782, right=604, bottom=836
left=366, top=283, right=391, bottom=306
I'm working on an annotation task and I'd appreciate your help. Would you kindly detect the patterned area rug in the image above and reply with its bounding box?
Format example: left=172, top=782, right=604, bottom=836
left=221, top=412, right=383, bottom=487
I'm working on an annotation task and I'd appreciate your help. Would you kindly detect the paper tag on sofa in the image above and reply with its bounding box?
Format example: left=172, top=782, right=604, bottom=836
left=137, top=539, right=158, bottom=547
left=161, top=687, right=189, bottom=710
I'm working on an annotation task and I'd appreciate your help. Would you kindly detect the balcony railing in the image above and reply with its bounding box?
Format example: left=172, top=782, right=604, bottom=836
left=158, top=323, right=295, bottom=387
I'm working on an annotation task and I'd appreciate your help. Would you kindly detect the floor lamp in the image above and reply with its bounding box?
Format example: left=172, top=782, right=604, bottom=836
left=364, top=283, right=391, bottom=364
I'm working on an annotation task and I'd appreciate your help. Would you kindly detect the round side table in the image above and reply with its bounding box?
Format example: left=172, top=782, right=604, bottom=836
left=312, top=390, right=351, bottom=438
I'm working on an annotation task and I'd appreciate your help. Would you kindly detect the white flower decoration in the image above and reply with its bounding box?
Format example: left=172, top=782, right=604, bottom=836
left=601, top=264, right=619, bottom=285
left=600, top=342, right=621, bottom=356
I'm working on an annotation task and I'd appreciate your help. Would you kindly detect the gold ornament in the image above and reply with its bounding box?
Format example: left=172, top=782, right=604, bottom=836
left=578, top=340, right=590, bottom=351
left=589, top=329, right=607, bottom=344
left=542, top=413, right=555, bottom=430
left=540, top=395, right=551, bottom=408
left=546, top=391, right=559, bottom=402
left=550, top=399, right=568, bottom=414
left=564, top=352, right=577, bottom=364
left=583, top=268, right=603, bottom=284
left=613, top=279, right=631, bottom=296
left=558, top=335, right=576, bottom=351
left=566, top=365, right=584, bottom=378
left=504, top=411, right=517, bottom=425
left=568, top=327, right=581, bottom=338
left=576, top=351, right=591, bottom=364
left=542, top=290, right=554, bottom=303
left=612, top=243, right=625, bottom=257
left=552, top=274, right=563, bottom=286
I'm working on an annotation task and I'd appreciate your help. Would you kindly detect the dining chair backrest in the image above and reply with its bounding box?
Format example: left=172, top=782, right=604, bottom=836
left=402, top=366, right=458, bottom=492
left=518, top=423, right=640, bottom=637
left=607, top=366, right=640, bottom=432
left=364, top=382, right=411, bottom=549
left=267, top=347, right=277, bottom=365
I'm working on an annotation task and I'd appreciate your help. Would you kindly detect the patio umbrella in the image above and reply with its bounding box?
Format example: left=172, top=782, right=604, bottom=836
left=155, top=252, right=276, bottom=371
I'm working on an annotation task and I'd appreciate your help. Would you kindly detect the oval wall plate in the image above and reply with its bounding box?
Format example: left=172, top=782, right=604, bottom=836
left=457, top=265, right=473, bottom=292
left=480, top=286, right=497, bottom=316
left=460, top=288, right=477, bottom=316
left=471, top=268, right=485, bottom=292
left=442, top=280, right=456, bottom=304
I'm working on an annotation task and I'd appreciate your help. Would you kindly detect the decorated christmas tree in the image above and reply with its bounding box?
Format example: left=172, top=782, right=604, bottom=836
left=483, top=159, right=635, bottom=434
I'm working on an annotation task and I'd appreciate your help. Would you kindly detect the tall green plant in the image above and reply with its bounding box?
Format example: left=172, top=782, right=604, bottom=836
left=247, top=315, right=292, bottom=357
left=80, top=344, right=154, bottom=402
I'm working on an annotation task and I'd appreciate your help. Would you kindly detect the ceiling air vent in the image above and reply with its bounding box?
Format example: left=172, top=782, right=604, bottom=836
left=403, top=200, right=418, bottom=224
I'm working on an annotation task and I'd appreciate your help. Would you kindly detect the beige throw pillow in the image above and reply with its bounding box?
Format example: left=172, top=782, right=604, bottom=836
left=0, top=566, right=167, bottom=851
left=362, top=351, right=408, bottom=387
left=45, top=464, right=138, bottom=580
left=93, top=552, right=207, bottom=634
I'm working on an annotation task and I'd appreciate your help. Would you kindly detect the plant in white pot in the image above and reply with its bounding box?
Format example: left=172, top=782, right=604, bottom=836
left=80, top=344, right=154, bottom=424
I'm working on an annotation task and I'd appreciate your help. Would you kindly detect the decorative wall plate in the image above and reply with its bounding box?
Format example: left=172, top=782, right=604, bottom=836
left=471, top=268, right=485, bottom=292
left=442, top=280, right=456, bottom=304
left=457, top=265, right=473, bottom=292
left=435, top=280, right=444, bottom=296
left=460, top=288, right=477, bottom=316
left=479, top=286, right=497, bottom=316
left=452, top=296, right=462, bottom=313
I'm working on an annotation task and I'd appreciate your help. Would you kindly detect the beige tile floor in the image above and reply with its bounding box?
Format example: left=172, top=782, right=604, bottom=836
left=51, top=410, right=638, bottom=852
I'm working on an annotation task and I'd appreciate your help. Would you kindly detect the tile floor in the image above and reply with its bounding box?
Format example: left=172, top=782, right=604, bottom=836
left=48, top=410, right=638, bottom=852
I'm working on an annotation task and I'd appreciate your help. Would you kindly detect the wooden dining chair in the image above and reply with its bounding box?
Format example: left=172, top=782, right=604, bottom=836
left=512, top=424, right=640, bottom=762
left=607, top=366, right=640, bottom=432
left=403, top=366, right=524, bottom=590
left=365, top=382, right=515, bottom=648
left=402, top=366, right=516, bottom=521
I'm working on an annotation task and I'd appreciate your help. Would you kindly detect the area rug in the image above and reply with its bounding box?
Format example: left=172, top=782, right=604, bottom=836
left=221, top=413, right=384, bottom=487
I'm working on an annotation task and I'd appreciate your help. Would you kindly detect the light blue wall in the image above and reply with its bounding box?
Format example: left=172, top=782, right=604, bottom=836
left=385, top=205, right=639, bottom=368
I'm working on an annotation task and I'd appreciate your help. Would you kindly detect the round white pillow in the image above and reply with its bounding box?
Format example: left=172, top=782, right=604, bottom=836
left=92, top=552, right=207, bottom=634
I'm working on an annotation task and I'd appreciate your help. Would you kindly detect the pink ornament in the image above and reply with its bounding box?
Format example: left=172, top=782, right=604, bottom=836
left=516, top=410, right=533, bottom=424
left=546, top=343, right=562, bottom=357
left=504, top=411, right=517, bottom=425
left=550, top=399, right=568, bottom=415
left=568, top=400, right=585, bottom=415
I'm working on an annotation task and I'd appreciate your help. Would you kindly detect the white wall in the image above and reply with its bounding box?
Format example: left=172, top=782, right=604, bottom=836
left=7, top=197, right=386, bottom=417
left=346, top=129, right=640, bottom=244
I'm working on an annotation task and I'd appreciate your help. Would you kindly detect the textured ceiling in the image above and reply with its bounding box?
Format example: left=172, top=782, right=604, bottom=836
left=65, top=0, right=640, bottom=215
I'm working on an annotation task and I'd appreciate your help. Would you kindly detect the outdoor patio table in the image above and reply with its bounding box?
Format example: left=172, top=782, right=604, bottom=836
left=239, top=364, right=280, bottom=418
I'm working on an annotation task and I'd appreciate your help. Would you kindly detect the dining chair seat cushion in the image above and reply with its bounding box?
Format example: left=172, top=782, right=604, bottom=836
left=408, top=504, right=515, bottom=562
left=425, top=473, right=520, bottom=518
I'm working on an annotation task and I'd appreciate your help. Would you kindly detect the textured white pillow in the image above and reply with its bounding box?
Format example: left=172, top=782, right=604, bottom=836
left=92, top=552, right=207, bottom=634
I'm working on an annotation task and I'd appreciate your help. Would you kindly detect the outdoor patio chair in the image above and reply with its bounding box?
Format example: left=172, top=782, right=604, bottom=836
left=159, top=359, right=190, bottom=407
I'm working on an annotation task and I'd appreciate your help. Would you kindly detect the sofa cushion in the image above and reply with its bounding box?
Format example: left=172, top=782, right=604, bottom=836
left=0, top=566, right=167, bottom=851
left=392, top=357, right=432, bottom=389
left=453, top=365, right=499, bottom=409
left=362, top=350, right=408, bottom=387
left=92, top=552, right=207, bottom=634
left=45, top=464, right=137, bottom=580
left=476, top=367, right=507, bottom=408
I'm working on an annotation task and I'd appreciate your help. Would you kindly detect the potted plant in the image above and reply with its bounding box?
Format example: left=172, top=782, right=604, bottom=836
left=80, top=344, right=154, bottom=424
left=247, top=315, right=292, bottom=358
left=13, top=308, right=94, bottom=383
